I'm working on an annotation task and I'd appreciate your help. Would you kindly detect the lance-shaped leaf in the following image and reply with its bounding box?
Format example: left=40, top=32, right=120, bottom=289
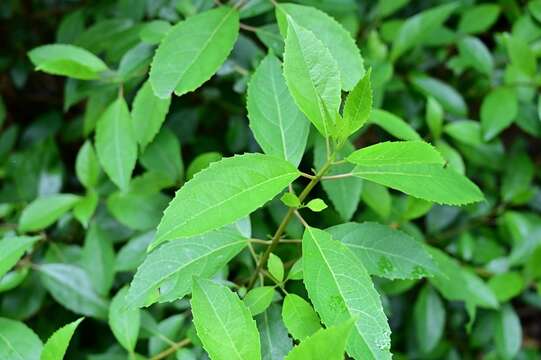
left=127, top=227, right=247, bottom=307
left=285, top=320, right=354, bottom=360
left=247, top=54, right=309, bottom=166
left=257, top=304, right=292, bottom=360
left=282, top=293, right=321, bottom=340
left=191, top=278, right=261, bottom=360
left=152, top=153, right=299, bottom=249
left=0, top=318, right=43, bottom=360
left=275, top=3, right=364, bottom=91
left=369, top=109, right=421, bottom=141
left=0, top=236, right=40, bottom=278
left=81, top=223, right=115, bottom=296
left=149, top=6, right=239, bottom=98
left=41, top=318, right=84, bottom=360
left=303, top=227, right=392, bottom=360
left=327, top=222, right=438, bottom=279
left=19, top=194, right=80, bottom=232
left=28, top=44, right=108, bottom=80
left=347, top=141, right=484, bottom=205
left=132, top=80, right=171, bottom=150
left=95, top=96, right=137, bottom=191
left=75, top=140, right=100, bottom=189
left=283, top=17, right=341, bottom=137
left=337, top=69, right=372, bottom=140
left=109, top=287, right=140, bottom=353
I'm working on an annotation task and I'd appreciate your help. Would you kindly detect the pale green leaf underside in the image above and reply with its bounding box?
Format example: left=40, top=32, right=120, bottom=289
left=276, top=3, right=364, bottom=91
left=28, top=44, right=108, bottom=80
left=127, top=227, right=246, bottom=307
left=19, top=194, right=80, bottom=232
left=95, top=97, right=137, bottom=191
left=247, top=54, right=309, bottom=166
left=152, top=153, right=299, bottom=249
left=149, top=6, right=239, bottom=98
left=283, top=17, right=341, bottom=137
left=244, top=286, right=275, bottom=316
left=282, top=293, right=321, bottom=340
left=0, top=236, right=40, bottom=278
left=302, top=227, right=392, bottom=360
left=0, top=318, right=43, bottom=360
left=41, top=318, right=84, bottom=360
left=327, top=222, right=439, bottom=279
left=192, top=278, right=261, bottom=360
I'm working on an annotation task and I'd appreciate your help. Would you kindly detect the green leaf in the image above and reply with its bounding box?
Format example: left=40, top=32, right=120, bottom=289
left=327, top=222, right=438, bottom=279
left=505, top=33, right=537, bottom=77
left=132, top=81, right=171, bottom=150
left=256, top=304, right=292, bottom=360
left=28, top=44, right=108, bottom=80
left=38, top=263, right=109, bottom=319
left=152, top=153, right=299, bottom=249
left=73, top=190, right=98, bottom=228
left=244, top=286, right=275, bottom=316
left=82, top=223, right=115, bottom=295
left=425, top=97, right=443, bottom=139
left=282, top=17, right=341, bottom=137
left=501, top=152, right=534, bottom=203
left=305, top=198, right=327, bottom=212
left=347, top=141, right=484, bottom=205
left=362, top=181, right=391, bottom=219
left=458, top=36, right=493, bottom=76
left=191, top=278, right=261, bottom=360
left=186, top=152, right=223, bottom=180
left=19, top=194, right=80, bottom=232
left=267, top=253, right=284, bottom=282
left=285, top=320, right=354, bottom=360
left=391, top=3, right=458, bottom=60
left=413, top=286, right=445, bottom=353
left=494, top=304, right=522, bottom=359
left=369, top=109, right=421, bottom=141
left=480, top=88, right=518, bottom=141
left=276, top=3, right=364, bottom=91
left=340, top=69, right=372, bottom=138
left=302, top=227, right=391, bottom=359
left=282, top=293, right=321, bottom=340
left=247, top=54, right=309, bottom=166
left=149, top=6, right=239, bottom=98
left=488, top=272, right=524, bottom=303
left=458, top=4, right=500, bottom=34
left=0, top=318, right=43, bottom=360
left=95, top=96, right=137, bottom=191
left=75, top=141, right=100, bottom=189
left=127, top=226, right=246, bottom=307
left=0, top=236, right=40, bottom=278
left=280, top=193, right=301, bottom=208
left=140, top=129, right=183, bottom=185
left=109, top=287, right=140, bottom=353
left=115, top=231, right=154, bottom=272
left=107, top=190, right=170, bottom=231
left=409, top=74, right=467, bottom=116
left=41, top=318, right=84, bottom=360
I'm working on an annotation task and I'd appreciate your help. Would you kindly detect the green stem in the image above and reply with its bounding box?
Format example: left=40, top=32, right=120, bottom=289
left=247, top=157, right=334, bottom=289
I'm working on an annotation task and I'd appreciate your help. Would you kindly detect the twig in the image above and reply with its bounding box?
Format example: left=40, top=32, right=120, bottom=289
left=150, top=338, right=191, bottom=360
left=240, top=22, right=258, bottom=32
left=294, top=210, right=309, bottom=227
left=320, top=173, right=353, bottom=180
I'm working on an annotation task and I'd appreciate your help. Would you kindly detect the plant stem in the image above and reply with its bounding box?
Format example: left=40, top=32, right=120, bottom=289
left=320, top=173, right=353, bottom=180
left=150, top=338, right=191, bottom=360
left=247, top=158, right=334, bottom=289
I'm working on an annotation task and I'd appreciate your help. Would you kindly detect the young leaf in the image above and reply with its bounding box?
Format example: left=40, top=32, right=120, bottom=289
left=132, top=81, right=171, bottom=150
left=305, top=198, right=327, bottom=212
left=247, top=54, right=309, bottom=166
left=28, top=44, right=108, bottom=80
left=285, top=320, right=354, bottom=360
left=414, top=286, right=445, bottom=353
left=0, top=236, right=40, bottom=278
left=480, top=87, right=518, bottom=141
left=82, top=223, right=115, bottom=295
left=127, top=226, right=246, bottom=307
left=191, top=278, right=261, bottom=360
left=327, top=222, right=438, bottom=279
left=244, top=286, right=275, bottom=316
left=347, top=141, right=484, bottom=205
left=282, top=293, right=321, bottom=340
left=37, top=263, right=109, bottom=319
left=280, top=193, right=300, bottom=208
left=282, top=17, right=341, bottom=137
left=41, top=318, right=84, bottom=360
left=256, top=304, right=293, bottom=360
left=95, top=96, right=137, bottom=191
left=340, top=69, right=372, bottom=139
left=275, top=3, right=364, bottom=91
left=0, top=318, right=43, bottom=360
left=302, top=227, right=392, bottom=359
left=109, top=287, right=140, bottom=353
left=152, top=153, right=299, bottom=249
left=75, top=140, right=100, bottom=189
left=268, top=253, right=284, bottom=282
left=19, top=194, right=80, bottom=232
left=149, top=6, right=239, bottom=98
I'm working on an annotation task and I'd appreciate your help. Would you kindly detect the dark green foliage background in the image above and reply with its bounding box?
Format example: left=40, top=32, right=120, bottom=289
left=0, top=0, right=540, bottom=359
